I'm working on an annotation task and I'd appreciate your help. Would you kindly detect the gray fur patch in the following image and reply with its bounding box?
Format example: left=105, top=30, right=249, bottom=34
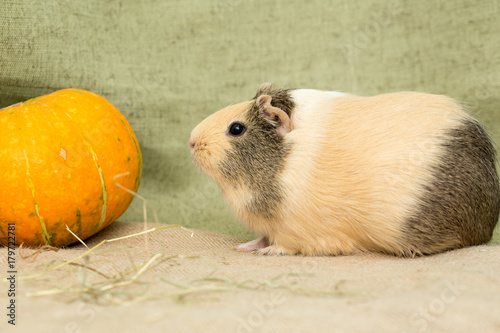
left=403, top=119, right=500, bottom=256
left=219, top=88, right=295, bottom=219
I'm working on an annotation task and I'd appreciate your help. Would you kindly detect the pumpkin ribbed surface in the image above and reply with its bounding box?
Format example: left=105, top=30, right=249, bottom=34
left=0, top=89, right=142, bottom=247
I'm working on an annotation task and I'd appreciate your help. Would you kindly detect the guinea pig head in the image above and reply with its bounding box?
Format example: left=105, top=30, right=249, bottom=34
left=189, top=89, right=294, bottom=217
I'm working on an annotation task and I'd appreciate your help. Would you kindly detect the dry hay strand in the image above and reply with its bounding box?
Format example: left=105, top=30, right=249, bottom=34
left=19, top=243, right=59, bottom=262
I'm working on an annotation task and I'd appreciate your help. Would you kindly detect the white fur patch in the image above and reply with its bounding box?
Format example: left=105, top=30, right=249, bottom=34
left=281, top=89, right=347, bottom=219
left=289, top=89, right=347, bottom=122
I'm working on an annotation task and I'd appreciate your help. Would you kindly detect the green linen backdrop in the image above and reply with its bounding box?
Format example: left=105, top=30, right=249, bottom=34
left=1, top=0, right=499, bottom=243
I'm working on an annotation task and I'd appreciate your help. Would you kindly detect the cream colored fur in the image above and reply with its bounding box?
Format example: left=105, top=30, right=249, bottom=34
left=190, top=101, right=252, bottom=185
left=190, top=90, right=469, bottom=256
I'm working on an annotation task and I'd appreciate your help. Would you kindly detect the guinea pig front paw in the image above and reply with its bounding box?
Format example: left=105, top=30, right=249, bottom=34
left=233, top=236, right=269, bottom=252
left=256, top=244, right=292, bottom=256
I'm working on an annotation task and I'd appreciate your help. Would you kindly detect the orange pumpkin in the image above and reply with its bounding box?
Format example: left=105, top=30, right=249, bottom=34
left=0, top=89, right=142, bottom=247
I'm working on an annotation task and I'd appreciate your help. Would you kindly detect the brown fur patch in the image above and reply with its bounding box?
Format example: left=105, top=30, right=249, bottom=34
left=403, top=119, right=500, bottom=255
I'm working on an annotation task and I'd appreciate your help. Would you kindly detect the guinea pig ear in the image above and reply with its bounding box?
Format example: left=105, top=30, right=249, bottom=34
left=256, top=95, right=292, bottom=135
left=254, top=82, right=273, bottom=98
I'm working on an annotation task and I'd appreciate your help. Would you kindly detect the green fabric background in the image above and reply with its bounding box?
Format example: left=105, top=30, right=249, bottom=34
left=1, top=0, right=499, bottom=243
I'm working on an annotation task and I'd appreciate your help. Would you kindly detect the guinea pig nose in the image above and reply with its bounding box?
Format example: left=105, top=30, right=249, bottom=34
left=189, top=140, right=196, bottom=150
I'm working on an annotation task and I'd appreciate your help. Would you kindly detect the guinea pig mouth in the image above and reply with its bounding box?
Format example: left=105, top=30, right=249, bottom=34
left=191, top=154, right=201, bottom=168
left=190, top=146, right=209, bottom=171
left=189, top=140, right=218, bottom=177
left=190, top=148, right=201, bottom=167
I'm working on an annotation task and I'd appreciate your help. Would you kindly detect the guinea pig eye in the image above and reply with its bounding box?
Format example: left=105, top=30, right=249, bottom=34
left=228, top=122, right=247, bottom=137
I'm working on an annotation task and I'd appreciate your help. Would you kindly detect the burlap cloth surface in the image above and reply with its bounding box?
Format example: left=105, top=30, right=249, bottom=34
left=1, top=221, right=499, bottom=333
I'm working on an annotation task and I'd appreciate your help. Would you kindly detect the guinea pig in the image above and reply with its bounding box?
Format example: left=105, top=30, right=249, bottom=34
left=189, top=83, right=500, bottom=257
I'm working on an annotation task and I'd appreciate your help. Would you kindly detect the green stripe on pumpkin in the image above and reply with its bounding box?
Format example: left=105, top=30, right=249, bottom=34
left=24, top=150, right=52, bottom=246
left=89, top=147, right=107, bottom=230
left=75, top=208, right=82, bottom=235
left=120, top=119, right=142, bottom=190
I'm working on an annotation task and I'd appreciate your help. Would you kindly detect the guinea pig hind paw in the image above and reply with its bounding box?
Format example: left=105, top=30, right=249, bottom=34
left=233, top=236, right=269, bottom=252
left=256, top=245, right=290, bottom=256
